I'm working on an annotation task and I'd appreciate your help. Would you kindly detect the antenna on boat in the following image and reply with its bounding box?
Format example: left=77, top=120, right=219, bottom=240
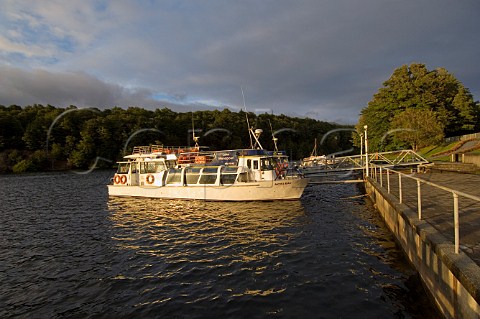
left=269, top=120, right=279, bottom=152
left=242, top=86, right=254, bottom=149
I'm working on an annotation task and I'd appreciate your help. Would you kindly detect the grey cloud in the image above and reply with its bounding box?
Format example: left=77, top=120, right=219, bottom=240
left=0, top=65, right=194, bottom=112
left=1, top=1, right=479, bottom=124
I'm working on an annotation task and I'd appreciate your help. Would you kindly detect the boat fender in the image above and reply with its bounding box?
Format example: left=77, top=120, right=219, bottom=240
left=146, top=174, right=155, bottom=184
left=120, top=175, right=127, bottom=184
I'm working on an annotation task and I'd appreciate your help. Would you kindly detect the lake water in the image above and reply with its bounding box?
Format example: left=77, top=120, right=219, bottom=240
left=0, top=170, right=438, bottom=318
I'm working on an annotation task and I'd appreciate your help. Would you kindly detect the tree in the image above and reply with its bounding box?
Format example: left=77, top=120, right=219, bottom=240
left=0, top=111, right=24, bottom=150
left=356, top=63, right=479, bottom=151
left=0, top=104, right=354, bottom=171
left=390, top=108, right=444, bottom=151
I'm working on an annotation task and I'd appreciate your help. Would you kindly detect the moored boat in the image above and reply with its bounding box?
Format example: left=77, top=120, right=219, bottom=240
left=302, top=138, right=327, bottom=168
left=108, top=129, right=309, bottom=201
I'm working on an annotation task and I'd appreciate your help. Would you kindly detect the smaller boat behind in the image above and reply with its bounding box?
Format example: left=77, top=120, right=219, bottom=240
left=302, top=138, right=327, bottom=167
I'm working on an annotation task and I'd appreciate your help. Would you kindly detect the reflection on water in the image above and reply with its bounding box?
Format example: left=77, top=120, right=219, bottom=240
left=107, top=197, right=307, bottom=300
left=108, top=197, right=305, bottom=252
left=0, top=171, right=438, bottom=318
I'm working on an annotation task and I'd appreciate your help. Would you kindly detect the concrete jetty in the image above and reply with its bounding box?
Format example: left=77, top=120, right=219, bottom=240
left=365, top=170, right=480, bottom=319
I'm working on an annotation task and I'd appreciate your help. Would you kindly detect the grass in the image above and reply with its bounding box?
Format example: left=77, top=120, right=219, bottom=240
left=470, top=149, right=480, bottom=155
left=418, top=141, right=459, bottom=158
left=418, top=139, right=480, bottom=162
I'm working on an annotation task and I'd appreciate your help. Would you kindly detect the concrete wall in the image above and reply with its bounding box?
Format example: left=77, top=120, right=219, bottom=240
left=445, top=132, right=480, bottom=143
left=463, top=154, right=480, bottom=167
left=365, top=179, right=480, bottom=319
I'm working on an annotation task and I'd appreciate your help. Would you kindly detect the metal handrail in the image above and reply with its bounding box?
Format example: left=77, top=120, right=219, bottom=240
left=368, top=164, right=480, bottom=254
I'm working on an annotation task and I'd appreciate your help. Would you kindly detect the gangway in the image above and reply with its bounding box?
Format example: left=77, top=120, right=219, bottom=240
left=302, top=149, right=429, bottom=178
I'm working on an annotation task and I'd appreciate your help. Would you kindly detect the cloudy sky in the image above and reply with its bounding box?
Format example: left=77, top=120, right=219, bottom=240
left=0, top=0, right=479, bottom=124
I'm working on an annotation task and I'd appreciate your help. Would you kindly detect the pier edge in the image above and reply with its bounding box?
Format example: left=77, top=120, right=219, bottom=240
left=365, top=177, right=480, bottom=319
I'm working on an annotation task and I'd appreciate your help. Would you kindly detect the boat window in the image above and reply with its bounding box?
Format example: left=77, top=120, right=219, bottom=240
left=253, top=160, right=259, bottom=170
left=166, top=168, right=183, bottom=184
left=117, top=163, right=129, bottom=174
left=220, top=173, right=237, bottom=184
left=223, top=166, right=238, bottom=173
left=237, top=172, right=248, bottom=182
left=141, top=162, right=164, bottom=174
left=165, top=160, right=176, bottom=168
left=202, top=167, right=218, bottom=174
left=131, top=163, right=138, bottom=173
left=185, top=167, right=201, bottom=185
left=198, top=167, right=218, bottom=184
left=220, top=166, right=238, bottom=184
left=260, top=158, right=274, bottom=170
left=247, top=159, right=251, bottom=169
left=156, top=162, right=166, bottom=172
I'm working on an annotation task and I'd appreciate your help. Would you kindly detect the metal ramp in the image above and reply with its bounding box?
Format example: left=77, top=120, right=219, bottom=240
left=302, top=150, right=429, bottom=182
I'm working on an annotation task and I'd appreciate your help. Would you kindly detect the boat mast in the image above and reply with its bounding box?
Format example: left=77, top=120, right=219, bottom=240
left=310, top=138, right=317, bottom=157
left=241, top=86, right=254, bottom=149
left=191, top=112, right=199, bottom=148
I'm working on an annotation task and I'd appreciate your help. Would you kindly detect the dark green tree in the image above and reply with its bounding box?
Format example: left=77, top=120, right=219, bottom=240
left=356, top=63, right=479, bottom=151
left=0, top=111, right=24, bottom=150
left=390, top=108, right=445, bottom=151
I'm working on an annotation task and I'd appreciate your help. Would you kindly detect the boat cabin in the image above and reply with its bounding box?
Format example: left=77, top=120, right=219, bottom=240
left=112, top=147, right=296, bottom=187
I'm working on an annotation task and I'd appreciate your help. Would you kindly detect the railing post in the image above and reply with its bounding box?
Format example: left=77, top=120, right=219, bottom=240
left=417, top=179, right=422, bottom=220
left=364, top=125, right=369, bottom=177
left=387, top=169, right=390, bottom=193
left=453, top=192, right=459, bottom=254
left=399, top=173, right=403, bottom=204
left=380, top=167, right=383, bottom=187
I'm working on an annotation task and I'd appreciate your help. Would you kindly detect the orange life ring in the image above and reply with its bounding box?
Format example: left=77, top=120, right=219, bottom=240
left=120, top=175, right=127, bottom=184
left=114, top=175, right=121, bottom=184
left=146, top=174, right=155, bottom=184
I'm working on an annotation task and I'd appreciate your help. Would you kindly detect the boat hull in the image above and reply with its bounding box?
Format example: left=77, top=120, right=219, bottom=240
left=108, top=178, right=309, bottom=201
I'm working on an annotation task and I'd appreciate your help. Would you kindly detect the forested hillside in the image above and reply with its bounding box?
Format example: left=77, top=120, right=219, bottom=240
left=0, top=105, right=353, bottom=173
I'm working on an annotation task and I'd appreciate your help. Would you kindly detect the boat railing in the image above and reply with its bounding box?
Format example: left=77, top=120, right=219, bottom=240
left=178, top=151, right=216, bottom=165
left=132, top=146, right=152, bottom=155
left=131, top=145, right=202, bottom=155
left=151, top=145, right=202, bottom=154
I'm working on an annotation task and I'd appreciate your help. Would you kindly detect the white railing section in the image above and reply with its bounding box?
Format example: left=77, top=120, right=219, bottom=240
left=368, top=164, right=480, bottom=254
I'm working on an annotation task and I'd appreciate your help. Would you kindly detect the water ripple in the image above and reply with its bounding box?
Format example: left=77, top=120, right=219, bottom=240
left=0, top=171, right=438, bottom=318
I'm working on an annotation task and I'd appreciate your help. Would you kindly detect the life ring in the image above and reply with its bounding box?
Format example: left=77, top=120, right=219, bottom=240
left=120, top=175, right=127, bottom=184
left=114, top=175, right=121, bottom=184
left=146, top=174, right=155, bottom=184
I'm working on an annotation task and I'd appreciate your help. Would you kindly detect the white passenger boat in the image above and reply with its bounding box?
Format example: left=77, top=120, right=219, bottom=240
left=108, top=129, right=309, bottom=201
